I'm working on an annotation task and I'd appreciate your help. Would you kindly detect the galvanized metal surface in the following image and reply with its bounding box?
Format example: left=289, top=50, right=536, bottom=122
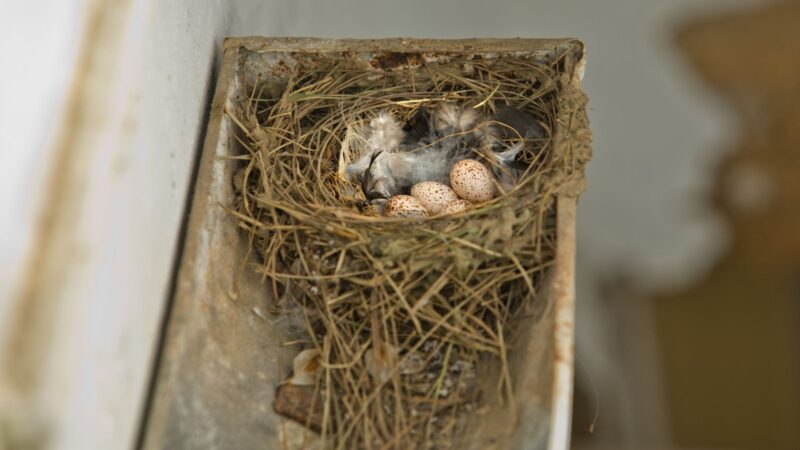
left=141, top=37, right=589, bottom=450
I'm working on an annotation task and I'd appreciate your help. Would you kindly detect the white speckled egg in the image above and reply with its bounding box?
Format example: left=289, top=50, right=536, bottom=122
left=384, top=195, right=429, bottom=218
left=450, top=159, right=495, bottom=203
left=441, top=198, right=473, bottom=215
left=410, top=181, right=459, bottom=214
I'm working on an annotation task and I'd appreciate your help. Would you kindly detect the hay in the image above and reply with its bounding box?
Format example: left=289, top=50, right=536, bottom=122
left=227, top=53, right=583, bottom=449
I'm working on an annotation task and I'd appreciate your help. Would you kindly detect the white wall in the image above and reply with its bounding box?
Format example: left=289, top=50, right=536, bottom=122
left=0, top=0, right=86, bottom=355
left=0, top=1, right=760, bottom=449
left=0, top=1, right=277, bottom=449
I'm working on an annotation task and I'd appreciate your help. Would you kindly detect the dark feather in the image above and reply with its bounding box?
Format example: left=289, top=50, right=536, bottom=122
left=494, top=104, right=545, bottom=140
left=502, top=159, right=528, bottom=172
left=402, top=107, right=431, bottom=145
left=362, top=150, right=387, bottom=202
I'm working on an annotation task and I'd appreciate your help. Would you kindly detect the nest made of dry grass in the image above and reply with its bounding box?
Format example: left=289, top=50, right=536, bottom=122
left=227, top=52, right=587, bottom=449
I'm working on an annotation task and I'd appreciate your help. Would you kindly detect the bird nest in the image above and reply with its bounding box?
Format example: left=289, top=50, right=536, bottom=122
left=227, top=52, right=588, bottom=449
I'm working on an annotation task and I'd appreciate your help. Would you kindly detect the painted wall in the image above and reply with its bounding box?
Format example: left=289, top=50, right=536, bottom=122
left=0, top=1, right=760, bottom=449
left=0, top=1, right=278, bottom=449
left=0, top=0, right=86, bottom=359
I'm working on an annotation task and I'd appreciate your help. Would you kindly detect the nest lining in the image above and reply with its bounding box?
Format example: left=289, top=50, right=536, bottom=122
left=228, top=52, right=585, bottom=449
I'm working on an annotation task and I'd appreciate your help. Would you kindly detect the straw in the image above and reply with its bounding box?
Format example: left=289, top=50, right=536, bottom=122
left=228, top=54, right=582, bottom=449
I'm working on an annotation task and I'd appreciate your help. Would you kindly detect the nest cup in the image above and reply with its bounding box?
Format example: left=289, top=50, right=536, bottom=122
left=230, top=42, right=588, bottom=449
left=143, top=38, right=591, bottom=450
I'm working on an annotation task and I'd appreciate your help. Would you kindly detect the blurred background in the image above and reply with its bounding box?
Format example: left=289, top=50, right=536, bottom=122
left=1, top=1, right=798, bottom=449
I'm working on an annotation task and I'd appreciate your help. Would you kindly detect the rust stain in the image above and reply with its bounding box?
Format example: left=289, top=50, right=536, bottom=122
left=273, top=384, right=326, bottom=433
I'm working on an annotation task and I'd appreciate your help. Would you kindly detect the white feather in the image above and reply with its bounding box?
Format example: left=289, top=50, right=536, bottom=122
left=367, top=112, right=404, bottom=152
left=434, top=103, right=480, bottom=132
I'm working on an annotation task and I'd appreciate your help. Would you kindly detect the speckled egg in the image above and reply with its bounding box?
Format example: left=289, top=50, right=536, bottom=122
left=410, top=181, right=459, bottom=214
left=441, top=198, right=473, bottom=215
left=450, top=159, right=495, bottom=203
left=384, top=195, right=429, bottom=218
